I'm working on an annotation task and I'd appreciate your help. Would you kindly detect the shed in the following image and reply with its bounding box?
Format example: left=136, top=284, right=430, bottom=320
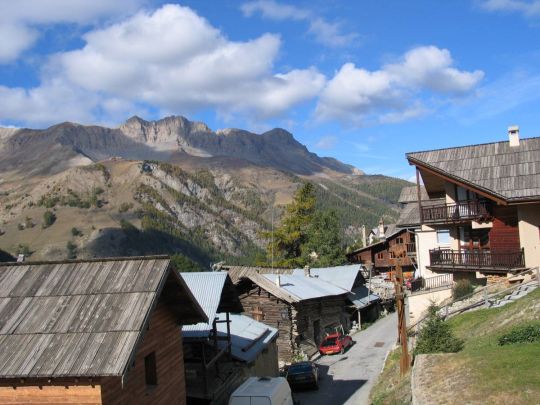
left=0, top=256, right=206, bottom=405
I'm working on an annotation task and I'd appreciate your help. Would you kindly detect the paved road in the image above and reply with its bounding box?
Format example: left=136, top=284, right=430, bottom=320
left=294, top=313, right=398, bottom=405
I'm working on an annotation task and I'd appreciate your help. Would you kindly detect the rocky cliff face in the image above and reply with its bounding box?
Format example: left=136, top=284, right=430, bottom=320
left=0, top=115, right=361, bottom=177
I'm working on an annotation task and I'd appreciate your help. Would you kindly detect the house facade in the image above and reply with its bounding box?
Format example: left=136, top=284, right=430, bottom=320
left=0, top=257, right=207, bottom=405
left=407, top=128, right=540, bottom=280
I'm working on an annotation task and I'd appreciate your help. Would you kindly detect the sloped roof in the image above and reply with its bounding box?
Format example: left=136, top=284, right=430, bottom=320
left=396, top=198, right=445, bottom=228
left=398, top=186, right=429, bottom=203
left=370, top=224, right=398, bottom=240
left=215, top=313, right=278, bottom=363
left=181, top=272, right=242, bottom=335
left=348, top=286, right=380, bottom=309
left=224, top=266, right=291, bottom=284
left=0, top=257, right=206, bottom=379
left=407, top=136, right=540, bottom=202
left=291, top=264, right=362, bottom=291
left=260, top=274, right=349, bottom=303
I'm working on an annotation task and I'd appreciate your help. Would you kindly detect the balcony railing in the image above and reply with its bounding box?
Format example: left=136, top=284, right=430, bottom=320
left=429, top=248, right=525, bottom=271
left=421, top=200, right=491, bottom=223
left=410, top=273, right=453, bottom=293
left=406, top=243, right=416, bottom=255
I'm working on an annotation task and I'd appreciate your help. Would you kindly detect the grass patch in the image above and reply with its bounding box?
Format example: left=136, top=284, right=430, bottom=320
left=417, top=288, right=540, bottom=404
left=370, top=347, right=412, bottom=405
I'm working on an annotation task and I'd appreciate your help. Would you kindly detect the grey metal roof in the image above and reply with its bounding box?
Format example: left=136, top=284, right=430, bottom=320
left=348, top=286, right=380, bottom=309
left=181, top=272, right=242, bottom=334
left=398, top=186, right=429, bottom=203
left=261, top=274, right=349, bottom=302
left=0, top=257, right=206, bottom=379
left=224, top=266, right=290, bottom=284
left=291, top=264, right=361, bottom=291
left=215, top=313, right=278, bottom=363
left=407, top=136, right=540, bottom=202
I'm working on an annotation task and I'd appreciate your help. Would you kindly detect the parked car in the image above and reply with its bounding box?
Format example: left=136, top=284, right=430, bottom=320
left=319, top=332, right=353, bottom=355
left=285, top=361, right=319, bottom=390
left=229, top=377, right=295, bottom=405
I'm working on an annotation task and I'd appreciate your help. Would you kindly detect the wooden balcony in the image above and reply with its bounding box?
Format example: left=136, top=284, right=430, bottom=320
left=421, top=200, right=491, bottom=224
left=428, top=248, right=526, bottom=273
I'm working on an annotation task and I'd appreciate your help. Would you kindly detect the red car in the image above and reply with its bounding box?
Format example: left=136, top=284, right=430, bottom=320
left=319, top=332, right=353, bottom=355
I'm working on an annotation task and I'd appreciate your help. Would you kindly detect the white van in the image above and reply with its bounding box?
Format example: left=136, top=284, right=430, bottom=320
left=229, top=377, right=295, bottom=405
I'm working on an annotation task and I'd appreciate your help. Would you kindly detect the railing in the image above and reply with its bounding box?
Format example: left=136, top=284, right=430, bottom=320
left=429, top=248, right=525, bottom=270
left=421, top=200, right=490, bottom=223
left=410, top=273, right=453, bottom=293
left=406, top=243, right=416, bottom=255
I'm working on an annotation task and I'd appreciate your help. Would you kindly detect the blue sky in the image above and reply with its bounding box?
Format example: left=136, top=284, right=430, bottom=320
left=1, top=0, right=539, bottom=180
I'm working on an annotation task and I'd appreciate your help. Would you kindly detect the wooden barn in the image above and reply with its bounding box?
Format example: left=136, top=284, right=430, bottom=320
left=0, top=256, right=207, bottom=405
left=229, top=266, right=363, bottom=364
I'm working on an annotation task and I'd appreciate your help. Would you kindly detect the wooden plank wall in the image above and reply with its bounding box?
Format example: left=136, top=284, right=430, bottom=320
left=239, top=285, right=294, bottom=363
left=0, top=383, right=102, bottom=405
left=100, top=300, right=186, bottom=405
left=489, top=206, right=520, bottom=253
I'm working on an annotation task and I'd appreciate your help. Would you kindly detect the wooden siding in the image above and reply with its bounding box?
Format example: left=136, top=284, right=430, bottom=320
left=239, top=284, right=294, bottom=363
left=489, top=206, right=520, bottom=253
left=0, top=383, right=102, bottom=405
left=100, top=300, right=186, bottom=405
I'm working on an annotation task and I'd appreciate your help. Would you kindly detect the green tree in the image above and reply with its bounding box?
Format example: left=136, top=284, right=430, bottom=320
left=42, top=210, right=56, bottom=228
left=303, top=210, right=345, bottom=266
left=264, top=182, right=316, bottom=267
left=66, top=241, right=77, bottom=259
left=170, top=254, right=204, bottom=272
left=16, top=244, right=31, bottom=257
left=414, top=304, right=464, bottom=355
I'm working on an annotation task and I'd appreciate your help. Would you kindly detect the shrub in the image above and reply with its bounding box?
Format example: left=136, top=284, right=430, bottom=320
left=71, top=227, right=82, bottom=237
left=498, top=323, right=540, bottom=346
left=17, top=223, right=24, bottom=231
left=452, top=279, right=474, bottom=300
left=66, top=241, right=77, bottom=259
left=118, top=202, right=134, bottom=213
left=42, top=211, right=56, bottom=228
left=414, top=304, right=464, bottom=355
left=16, top=244, right=31, bottom=256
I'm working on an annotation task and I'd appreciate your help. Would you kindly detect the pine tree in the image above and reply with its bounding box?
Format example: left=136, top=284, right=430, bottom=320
left=414, top=304, right=464, bottom=355
left=303, top=210, right=344, bottom=266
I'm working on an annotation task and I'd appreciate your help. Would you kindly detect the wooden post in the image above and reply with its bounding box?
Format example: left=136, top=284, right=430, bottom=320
left=226, top=312, right=232, bottom=358
left=416, top=169, right=423, bottom=223
left=394, top=254, right=410, bottom=377
left=201, top=342, right=208, bottom=397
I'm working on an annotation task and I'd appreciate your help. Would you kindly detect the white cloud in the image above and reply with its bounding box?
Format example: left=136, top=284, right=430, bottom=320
left=316, top=46, right=484, bottom=125
left=480, top=0, right=540, bottom=17
left=0, top=0, right=142, bottom=63
left=0, top=4, right=325, bottom=126
left=315, top=135, right=338, bottom=150
left=241, top=0, right=358, bottom=47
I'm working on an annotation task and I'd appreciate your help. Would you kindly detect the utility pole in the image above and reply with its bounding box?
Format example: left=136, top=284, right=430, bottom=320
left=393, top=247, right=410, bottom=376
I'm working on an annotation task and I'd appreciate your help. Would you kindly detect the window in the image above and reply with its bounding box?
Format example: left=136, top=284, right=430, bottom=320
left=377, top=252, right=384, bottom=259
left=437, top=230, right=450, bottom=246
left=144, top=352, right=157, bottom=386
left=251, top=306, right=264, bottom=321
left=395, top=237, right=404, bottom=244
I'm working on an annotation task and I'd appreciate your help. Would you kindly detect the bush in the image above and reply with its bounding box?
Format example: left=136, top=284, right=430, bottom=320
left=16, top=244, right=31, bottom=256
left=66, top=241, right=77, bottom=259
left=414, top=304, right=464, bottom=355
left=452, top=279, right=474, bottom=300
left=118, top=202, right=134, bottom=213
left=71, top=227, right=82, bottom=237
left=42, top=210, right=56, bottom=228
left=498, top=323, right=540, bottom=346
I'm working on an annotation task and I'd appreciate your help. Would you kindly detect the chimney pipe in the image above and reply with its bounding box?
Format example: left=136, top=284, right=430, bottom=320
left=378, top=218, right=385, bottom=240
left=275, top=274, right=281, bottom=287
left=304, top=265, right=311, bottom=277
left=361, top=225, right=367, bottom=248
left=508, top=125, right=520, bottom=147
left=17, top=254, right=25, bottom=263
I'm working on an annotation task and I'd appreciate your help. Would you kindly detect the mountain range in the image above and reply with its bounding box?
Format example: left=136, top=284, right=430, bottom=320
left=0, top=116, right=409, bottom=266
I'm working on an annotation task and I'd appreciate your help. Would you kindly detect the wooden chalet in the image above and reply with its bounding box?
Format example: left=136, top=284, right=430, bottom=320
left=0, top=256, right=207, bottom=405
left=407, top=127, right=540, bottom=277
left=346, top=221, right=417, bottom=279
left=226, top=265, right=366, bottom=364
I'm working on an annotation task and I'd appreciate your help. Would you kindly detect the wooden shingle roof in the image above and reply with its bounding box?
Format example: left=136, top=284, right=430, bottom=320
left=0, top=257, right=206, bottom=379
left=407, top=136, right=540, bottom=202
left=398, top=186, right=429, bottom=203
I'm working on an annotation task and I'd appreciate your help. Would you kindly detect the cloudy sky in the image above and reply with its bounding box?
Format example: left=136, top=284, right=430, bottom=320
left=1, top=0, right=539, bottom=179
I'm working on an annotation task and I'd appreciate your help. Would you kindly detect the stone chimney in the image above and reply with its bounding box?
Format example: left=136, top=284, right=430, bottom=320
left=304, top=265, right=311, bottom=277
left=508, top=125, right=520, bottom=147
left=378, top=218, right=385, bottom=239
left=361, top=225, right=367, bottom=247
left=275, top=274, right=281, bottom=287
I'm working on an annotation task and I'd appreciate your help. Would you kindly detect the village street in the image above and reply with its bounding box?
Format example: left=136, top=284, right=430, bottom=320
left=295, top=312, right=398, bottom=405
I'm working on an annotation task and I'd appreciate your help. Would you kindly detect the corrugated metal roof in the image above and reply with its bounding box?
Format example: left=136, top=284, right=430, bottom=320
left=291, top=264, right=360, bottom=291
left=262, top=274, right=348, bottom=301
left=215, top=313, right=278, bottom=363
left=180, top=272, right=227, bottom=333
left=348, top=286, right=380, bottom=309
left=0, top=257, right=205, bottom=379
left=407, top=136, right=540, bottom=202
